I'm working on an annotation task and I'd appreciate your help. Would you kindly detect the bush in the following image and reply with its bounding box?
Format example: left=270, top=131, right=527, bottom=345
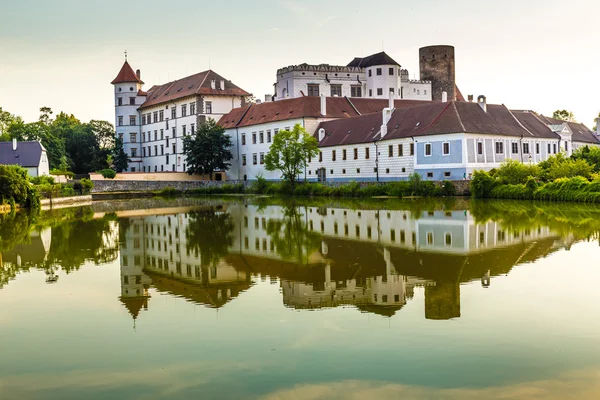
left=158, top=187, right=182, bottom=196
left=30, top=175, right=55, bottom=185
left=0, top=165, right=40, bottom=208
left=471, top=170, right=497, bottom=198
left=60, top=185, right=76, bottom=197
left=98, top=169, right=116, bottom=179
left=493, top=159, right=540, bottom=184
left=248, top=175, right=270, bottom=194
left=442, top=181, right=457, bottom=196
left=50, top=169, right=75, bottom=179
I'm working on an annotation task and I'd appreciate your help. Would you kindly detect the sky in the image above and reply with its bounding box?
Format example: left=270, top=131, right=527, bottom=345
left=1, top=0, right=599, bottom=127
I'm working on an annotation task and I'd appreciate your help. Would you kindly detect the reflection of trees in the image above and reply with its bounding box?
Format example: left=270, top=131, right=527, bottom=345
left=0, top=211, right=36, bottom=252
left=266, top=204, right=322, bottom=264
left=185, top=208, right=235, bottom=266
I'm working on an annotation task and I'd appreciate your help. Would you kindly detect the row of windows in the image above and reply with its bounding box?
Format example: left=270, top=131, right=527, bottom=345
left=142, top=144, right=177, bottom=157
left=309, top=167, right=408, bottom=176
left=313, top=144, right=415, bottom=163
left=303, top=84, right=424, bottom=99
left=241, top=128, right=284, bottom=146
left=421, top=141, right=562, bottom=157
left=368, top=67, right=401, bottom=77
left=117, top=97, right=136, bottom=107
left=242, top=153, right=265, bottom=165
left=140, top=102, right=212, bottom=125
left=117, top=115, right=137, bottom=126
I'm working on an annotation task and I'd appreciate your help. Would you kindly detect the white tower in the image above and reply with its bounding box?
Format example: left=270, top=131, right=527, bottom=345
left=111, top=56, right=146, bottom=172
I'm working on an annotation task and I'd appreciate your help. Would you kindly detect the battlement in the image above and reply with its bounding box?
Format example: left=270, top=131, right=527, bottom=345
left=277, top=63, right=364, bottom=76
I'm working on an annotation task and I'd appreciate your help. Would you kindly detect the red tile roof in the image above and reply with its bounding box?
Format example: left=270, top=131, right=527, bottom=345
left=219, top=97, right=361, bottom=129
left=316, top=101, right=560, bottom=148
left=139, top=70, right=250, bottom=109
left=111, top=61, right=144, bottom=85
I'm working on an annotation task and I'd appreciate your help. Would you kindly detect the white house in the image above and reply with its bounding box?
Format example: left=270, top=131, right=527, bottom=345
left=111, top=60, right=251, bottom=173
left=0, top=139, right=50, bottom=177
left=274, top=51, right=432, bottom=102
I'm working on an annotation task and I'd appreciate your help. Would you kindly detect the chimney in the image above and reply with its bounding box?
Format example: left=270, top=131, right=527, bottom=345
left=318, top=128, right=325, bottom=141
left=442, top=91, right=448, bottom=103
left=211, top=80, right=216, bottom=90
left=12, top=138, right=17, bottom=151
left=388, top=91, right=394, bottom=109
left=468, top=94, right=474, bottom=102
left=477, top=95, right=487, bottom=113
left=136, top=69, right=141, bottom=80
left=264, top=94, right=272, bottom=103
left=220, top=80, right=225, bottom=90
left=320, top=93, right=327, bottom=116
left=381, top=108, right=393, bottom=138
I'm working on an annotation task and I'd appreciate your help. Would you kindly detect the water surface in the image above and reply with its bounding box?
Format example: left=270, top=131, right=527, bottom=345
left=1, top=198, right=600, bottom=399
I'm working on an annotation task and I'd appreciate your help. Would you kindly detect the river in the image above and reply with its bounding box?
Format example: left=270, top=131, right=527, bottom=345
left=1, top=197, right=600, bottom=399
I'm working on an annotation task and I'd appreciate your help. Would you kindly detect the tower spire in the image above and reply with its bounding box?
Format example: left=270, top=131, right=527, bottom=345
left=125, top=50, right=128, bottom=61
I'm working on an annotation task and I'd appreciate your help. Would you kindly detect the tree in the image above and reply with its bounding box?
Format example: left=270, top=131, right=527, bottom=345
left=552, top=110, right=576, bottom=122
left=592, top=112, right=600, bottom=132
left=0, top=165, right=39, bottom=208
left=264, top=124, right=318, bottom=187
left=90, top=120, right=115, bottom=150
left=183, top=119, right=233, bottom=179
left=185, top=208, right=235, bottom=266
left=112, top=137, right=129, bottom=172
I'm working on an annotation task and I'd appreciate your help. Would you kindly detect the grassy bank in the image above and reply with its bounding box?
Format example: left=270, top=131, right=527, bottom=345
left=158, top=174, right=458, bottom=199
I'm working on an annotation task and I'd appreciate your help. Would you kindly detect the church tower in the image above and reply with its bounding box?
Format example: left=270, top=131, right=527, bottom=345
left=111, top=57, right=146, bottom=172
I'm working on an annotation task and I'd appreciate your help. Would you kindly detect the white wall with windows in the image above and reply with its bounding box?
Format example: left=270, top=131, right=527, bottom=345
left=114, top=82, right=144, bottom=172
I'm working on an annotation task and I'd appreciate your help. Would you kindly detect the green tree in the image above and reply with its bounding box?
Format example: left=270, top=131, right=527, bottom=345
left=264, top=124, right=318, bottom=187
left=592, top=112, right=600, bottom=132
left=0, top=165, right=39, bottom=208
left=185, top=208, right=235, bottom=266
left=552, top=110, right=576, bottom=122
left=112, top=136, right=129, bottom=173
left=183, top=119, right=233, bottom=179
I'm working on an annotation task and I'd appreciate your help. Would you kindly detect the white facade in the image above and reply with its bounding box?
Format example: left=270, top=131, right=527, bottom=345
left=275, top=64, right=431, bottom=102
left=114, top=82, right=145, bottom=172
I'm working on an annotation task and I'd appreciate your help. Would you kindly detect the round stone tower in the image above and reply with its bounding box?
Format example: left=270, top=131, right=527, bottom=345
left=419, top=45, right=456, bottom=102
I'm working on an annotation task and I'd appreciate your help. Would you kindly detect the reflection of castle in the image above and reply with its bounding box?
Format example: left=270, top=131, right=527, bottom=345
left=118, top=203, right=562, bottom=322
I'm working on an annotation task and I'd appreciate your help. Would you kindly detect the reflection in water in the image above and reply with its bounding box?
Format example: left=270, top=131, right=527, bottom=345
left=2, top=199, right=600, bottom=323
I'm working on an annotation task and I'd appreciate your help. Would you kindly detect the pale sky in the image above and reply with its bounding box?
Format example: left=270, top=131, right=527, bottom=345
left=1, top=0, right=599, bottom=127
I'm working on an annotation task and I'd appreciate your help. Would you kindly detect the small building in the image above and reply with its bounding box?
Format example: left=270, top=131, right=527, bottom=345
left=0, top=139, right=50, bottom=177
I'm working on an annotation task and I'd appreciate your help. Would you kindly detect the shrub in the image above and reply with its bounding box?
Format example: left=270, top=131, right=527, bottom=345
left=80, top=178, right=94, bottom=193
left=442, top=181, right=457, bottom=196
left=494, top=159, right=540, bottom=184
left=158, top=187, right=182, bottom=196
left=60, top=185, right=76, bottom=197
left=98, top=169, right=116, bottom=179
left=248, top=175, right=270, bottom=194
left=471, top=170, right=497, bottom=198
left=30, top=175, right=55, bottom=185
left=50, top=169, right=75, bottom=179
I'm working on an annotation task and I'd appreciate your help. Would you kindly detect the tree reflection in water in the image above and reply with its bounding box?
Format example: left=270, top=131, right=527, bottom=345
left=185, top=207, right=235, bottom=266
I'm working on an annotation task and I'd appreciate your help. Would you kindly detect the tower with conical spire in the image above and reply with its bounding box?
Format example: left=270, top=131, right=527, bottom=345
left=111, top=54, right=146, bottom=172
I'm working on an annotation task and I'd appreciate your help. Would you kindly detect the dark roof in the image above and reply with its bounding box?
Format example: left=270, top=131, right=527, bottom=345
left=455, top=85, right=466, bottom=102
left=512, top=112, right=559, bottom=140
left=347, top=52, right=401, bottom=68
left=219, top=97, right=361, bottom=129
left=111, top=61, right=144, bottom=85
left=316, top=101, right=557, bottom=147
left=514, top=112, right=600, bottom=144
left=347, top=98, right=431, bottom=115
left=0, top=141, right=44, bottom=167
left=140, top=70, right=250, bottom=109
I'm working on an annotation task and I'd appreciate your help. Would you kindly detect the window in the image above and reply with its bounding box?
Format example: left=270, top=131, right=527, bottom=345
left=242, top=154, right=246, bottom=165
left=389, top=88, right=394, bottom=94
left=117, top=97, right=123, bottom=106
left=274, top=128, right=279, bottom=136
left=398, top=144, right=403, bottom=156
left=389, top=67, right=394, bottom=75
left=159, top=110, right=164, bottom=121
left=190, top=103, right=196, bottom=115
left=332, top=150, right=336, bottom=161
left=512, top=142, right=519, bottom=154
left=443, top=142, right=450, bottom=155
left=161, top=145, right=164, bottom=155
left=365, top=147, right=370, bottom=159
left=259, top=131, right=264, bottom=143
left=342, top=149, right=347, bottom=160
left=330, top=84, right=342, bottom=97
left=565, top=142, right=569, bottom=153
left=252, top=132, right=257, bottom=144
left=523, top=143, right=530, bottom=154
left=153, top=112, right=158, bottom=123
left=171, top=108, right=176, bottom=119
left=143, top=147, right=146, bottom=157
left=130, top=133, right=137, bottom=143
left=368, top=69, right=372, bottom=77
left=118, top=116, right=123, bottom=126
left=388, top=145, right=393, bottom=157
left=253, top=153, right=257, bottom=165
left=427, top=232, right=434, bottom=245
left=154, top=145, right=157, bottom=156
left=319, top=152, right=322, bottom=162
left=369, top=89, right=373, bottom=97
left=427, top=172, right=434, bottom=178
left=307, top=84, right=320, bottom=97
left=351, top=86, right=362, bottom=97
left=553, top=143, right=557, bottom=154
left=260, top=153, right=265, bottom=164
left=142, top=115, right=146, bottom=125
left=190, top=123, right=195, bottom=134
left=477, top=141, right=483, bottom=155
left=357, top=168, right=360, bottom=174
left=444, top=171, right=451, bottom=177
left=172, top=127, right=176, bottom=137
left=160, top=129, right=164, bottom=140
left=445, top=233, right=452, bottom=246
left=181, top=104, right=187, bottom=117
left=425, top=143, right=432, bottom=156
left=172, top=144, right=175, bottom=154
left=548, top=143, right=551, bottom=153
left=166, top=136, right=169, bottom=147
left=131, top=148, right=137, bottom=157
left=354, top=148, right=358, bottom=159
left=377, top=88, right=383, bottom=96
left=205, top=101, right=212, bottom=114
left=242, top=134, right=246, bottom=146
left=267, top=130, right=272, bottom=143
left=410, top=143, right=414, bottom=156
left=495, top=141, right=504, bottom=154
left=376, top=68, right=382, bottom=75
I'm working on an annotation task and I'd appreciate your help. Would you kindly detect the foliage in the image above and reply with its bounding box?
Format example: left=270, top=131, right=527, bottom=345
left=158, top=187, right=182, bottom=196
left=98, top=169, right=116, bottom=179
left=79, top=178, right=94, bottom=193
left=571, top=146, right=600, bottom=173
left=471, top=171, right=498, bottom=198
left=492, top=159, right=541, bottom=184
left=552, top=110, right=575, bottom=122
left=50, top=169, right=75, bottom=178
left=112, top=136, right=129, bottom=173
left=539, top=154, right=592, bottom=181
left=264, top=124, right=319, bottom=187
left=183, top=119, right=233, bottom=179
left=185, top=208, right=235, bottom=266
left=593, top=112, right=600, bottom=132
left=30, top=175, right=55, bottom=185
left=0, top=165, right=39, bottom=208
